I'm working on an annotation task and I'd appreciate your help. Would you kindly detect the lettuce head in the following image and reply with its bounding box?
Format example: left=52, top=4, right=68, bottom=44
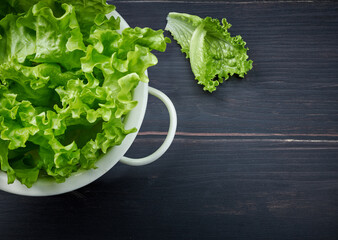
left=0, top=0, right=170, bottom=187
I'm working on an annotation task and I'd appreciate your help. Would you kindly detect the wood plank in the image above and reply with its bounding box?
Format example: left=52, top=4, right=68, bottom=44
left=111, top=1, right=338, bottom=136
left=1, top=139, right=338, bottom=239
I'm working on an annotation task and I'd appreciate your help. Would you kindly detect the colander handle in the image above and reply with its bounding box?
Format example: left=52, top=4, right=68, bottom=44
left=120, top=87, right=177, bottom=166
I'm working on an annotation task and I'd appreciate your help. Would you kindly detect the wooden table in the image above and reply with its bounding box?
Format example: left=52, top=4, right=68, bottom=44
left=1, top=1, right=338, bottom=239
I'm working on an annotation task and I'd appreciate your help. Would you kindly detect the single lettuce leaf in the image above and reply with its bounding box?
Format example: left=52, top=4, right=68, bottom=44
left=166, top=12, right=253, bottom=92
left=0, top=139, right=16, bottom=184
left=58, top=0, right=116, bottom=41
left=17, top=2, right=86, bottom=70
left=0, top=14, right=36, bottom=64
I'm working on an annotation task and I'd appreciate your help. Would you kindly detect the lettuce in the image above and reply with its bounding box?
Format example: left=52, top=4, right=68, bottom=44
left=0, top=0, right=170, bottom=187
left=166, top=12, right=253, bottom=92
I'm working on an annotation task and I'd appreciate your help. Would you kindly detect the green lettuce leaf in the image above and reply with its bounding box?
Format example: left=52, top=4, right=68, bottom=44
left=2, top=0, right=52, bottom=14
left=17, top=2, right=86, bottom=70
left=0, top=93, right=39, bottom=150
left=58, top=0, right=116, bottom=41
left=166, top=12, right=253, bottom=92
left=0, top=139, right=16, bottom=184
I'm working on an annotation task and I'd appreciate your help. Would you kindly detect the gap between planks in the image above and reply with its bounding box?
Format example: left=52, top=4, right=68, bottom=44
left=139, top=131, right=338, bottom=137
left=136, top=131, right=338, bottom=143
left=113, top=1, right=316, bottom=4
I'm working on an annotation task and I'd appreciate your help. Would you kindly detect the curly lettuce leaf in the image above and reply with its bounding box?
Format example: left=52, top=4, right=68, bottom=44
left=0, top=94, right=39, bottom=150
left=1, top=0, right=52, bottom=14
left=0, top=139, right=15, bottom=184
left=58, top=0, right=116, bottom=40
left=0, top=14, right=36, bottom=64
left=7, top=154, right=40, bottom=188
left=0, top=0, right=49, bottom=19
left=0, top=95, right=40, bottom=187
left=166, top=12, right=253, bottom=92
left=17, top=2, right=86, bottom=70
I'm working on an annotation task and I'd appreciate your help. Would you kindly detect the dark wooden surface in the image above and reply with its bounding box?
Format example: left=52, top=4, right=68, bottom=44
left=1, top=1, right=338, bottom=239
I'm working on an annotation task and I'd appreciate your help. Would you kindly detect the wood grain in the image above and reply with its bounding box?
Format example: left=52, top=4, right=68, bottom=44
left=112, top=1, right=338, bottom=136
left=0, top=1, right=338, bottom=240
